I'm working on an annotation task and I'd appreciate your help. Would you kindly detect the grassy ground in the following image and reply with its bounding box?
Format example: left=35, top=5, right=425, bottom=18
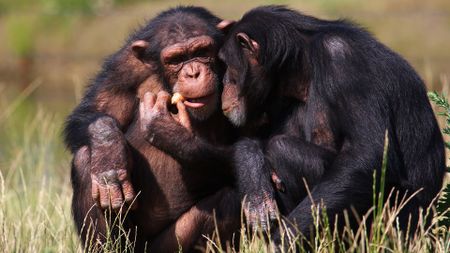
left=0, top=85, right=80, bottom=252
left=0, top=88, right=449, bottom=252
left=0, top=0, right=450, bottom=252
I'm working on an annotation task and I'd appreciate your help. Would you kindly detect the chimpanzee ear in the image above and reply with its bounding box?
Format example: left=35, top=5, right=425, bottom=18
left=236, top=33, right=259, bottom=55
left=131, top=40, right=149, bottom=61
left=216, top=20, right=235, bottom=34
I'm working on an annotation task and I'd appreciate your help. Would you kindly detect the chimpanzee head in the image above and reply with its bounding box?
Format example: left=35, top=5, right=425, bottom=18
left=129, top=7, right=225, bottom=121
left=217, top=6, right=310, bottom=126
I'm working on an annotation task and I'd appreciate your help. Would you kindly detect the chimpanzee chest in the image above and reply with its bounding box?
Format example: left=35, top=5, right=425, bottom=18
left=124, top=122, right=221, bottom=236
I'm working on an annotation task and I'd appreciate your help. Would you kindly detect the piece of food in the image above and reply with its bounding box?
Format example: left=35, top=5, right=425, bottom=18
left=171, top=92, right=185, bottom=104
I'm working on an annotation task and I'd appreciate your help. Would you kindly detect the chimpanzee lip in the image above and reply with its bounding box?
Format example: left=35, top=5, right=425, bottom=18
left=183, top=93, right=215, bottom=108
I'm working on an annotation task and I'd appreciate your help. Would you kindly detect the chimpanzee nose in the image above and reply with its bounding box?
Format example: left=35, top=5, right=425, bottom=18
left=187, top=71, right=200, bottom=79
left=184, top=65, right=201, bottom=79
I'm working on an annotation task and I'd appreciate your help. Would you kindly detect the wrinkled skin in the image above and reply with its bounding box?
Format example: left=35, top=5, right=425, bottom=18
left=87, top=117, right=136, bottom=210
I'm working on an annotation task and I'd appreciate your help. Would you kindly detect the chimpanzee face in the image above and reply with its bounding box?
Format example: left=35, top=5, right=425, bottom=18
left=218, top=29, right=263, bottom=127
left=130, top=17, right=223, bottom=121
left=159, top=34, right=220, bottom=121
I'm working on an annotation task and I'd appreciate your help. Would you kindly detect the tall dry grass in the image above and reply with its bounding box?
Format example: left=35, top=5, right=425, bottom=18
left=0, top=85, right=449, bottom=252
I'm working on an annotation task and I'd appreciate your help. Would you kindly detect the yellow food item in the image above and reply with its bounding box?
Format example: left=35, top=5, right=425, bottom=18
left=171, top=92, right=185, bottom=105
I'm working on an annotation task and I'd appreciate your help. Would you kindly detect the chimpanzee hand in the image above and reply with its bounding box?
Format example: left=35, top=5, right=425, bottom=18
left=87, top=116, right=136, bottom=211
left=242, top=187, right=278, bottom=231
left=139, top=91, right=192, bottom=140
left=234, top=138, right=279, bottom=231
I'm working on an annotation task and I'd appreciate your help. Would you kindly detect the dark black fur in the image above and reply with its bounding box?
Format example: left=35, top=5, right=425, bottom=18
left=220, top=5, right=446, bottom=242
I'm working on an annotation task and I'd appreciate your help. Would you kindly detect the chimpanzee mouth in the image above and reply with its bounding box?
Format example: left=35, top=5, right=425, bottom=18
left=184, top=93, right=215, bottom=108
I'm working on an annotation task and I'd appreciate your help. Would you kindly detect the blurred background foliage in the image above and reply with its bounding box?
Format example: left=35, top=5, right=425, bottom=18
left=1, top=0, right=449, bottom=187
left=0, top=0, right=449, bottom=111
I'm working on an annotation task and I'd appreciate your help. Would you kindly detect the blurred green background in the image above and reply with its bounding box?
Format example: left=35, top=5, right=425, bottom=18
left=1, top=0, right=449, bottom=112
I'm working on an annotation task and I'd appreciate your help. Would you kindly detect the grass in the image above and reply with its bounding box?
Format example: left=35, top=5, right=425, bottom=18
left=203, top=132, right=450, bottom=253
left=0, top=86, right=80, bottom=252
left=0, top=86, right=449, bottom=252
left=0, top=1, right=449, bottom=252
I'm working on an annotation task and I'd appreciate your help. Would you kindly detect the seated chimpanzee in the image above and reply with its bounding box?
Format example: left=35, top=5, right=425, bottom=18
left=64, top=7, right=245, bottom=252
left=217, top=5, right=446, bottom=247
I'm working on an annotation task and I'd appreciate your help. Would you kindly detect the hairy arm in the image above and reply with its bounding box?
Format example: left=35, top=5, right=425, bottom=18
left=139, top=91, right=233, bottom=171
left=64, top=72, right=161, bottom=211
left=232, top=134, right=336, bottom=230
left=64, top=83, right=138, bottom=153
left=265, top=135, right=336, bottom=200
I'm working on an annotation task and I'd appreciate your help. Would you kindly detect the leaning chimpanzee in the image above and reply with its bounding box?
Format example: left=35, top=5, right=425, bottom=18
left=64, top=7, right=242, bottom=252
left=217, top=5, right=446, bottom=244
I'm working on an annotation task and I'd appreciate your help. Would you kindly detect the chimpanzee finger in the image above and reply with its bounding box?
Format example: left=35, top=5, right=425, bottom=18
left=143, top=92, right=157, bottom=109
left=243, top=201, right=254, bottom=230
left=268, top=202, right=278, bottom=221
left=247, top=205, right=260, bottom=232
left=140, top=92, right=156, bottom=118
left=176, top=101, right=192, bottom=131
left=98, top=183, right=123, bottom=210
left=259, top=208, right=268, bottom=231
left=154, top=91, right=171, bottom=113
left=140, top=92, right=156, bottom=131
left=271, top=171, right=285, bottom=193
left=109, top=183, right=124, bottom=210
left=91, top=176, right=100, bottom=202
left=249, top=209, right=259, bottom=232
left=98, top=184, right=111, bottom=209
left=117, top=169, right=137, bottom=209
left=122, top=181, right=138, bottom=210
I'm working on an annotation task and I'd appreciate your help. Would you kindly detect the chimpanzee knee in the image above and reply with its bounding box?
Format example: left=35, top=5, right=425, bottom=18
left=71, top=146, right=106, bottom=246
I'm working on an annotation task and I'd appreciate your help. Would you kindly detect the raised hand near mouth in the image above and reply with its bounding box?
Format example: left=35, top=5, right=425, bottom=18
left=139, top=91, right=192, bottom=137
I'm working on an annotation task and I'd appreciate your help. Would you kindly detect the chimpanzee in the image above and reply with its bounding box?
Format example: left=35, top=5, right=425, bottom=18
left=64, top=7, right=242, bottom=252
left=217, top=5, right=446, bottom=243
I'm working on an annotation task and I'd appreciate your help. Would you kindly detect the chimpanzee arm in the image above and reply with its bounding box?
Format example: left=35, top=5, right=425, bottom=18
left=64, top=72, right=156, bottom=212
left=64, top=81, right=138, bottom=154
left=64, top=97, right=133, bottom=153
left=232, top=138, right=278, bottom=229
left=146, top=114, right=233, bottom=170
left=265, top=135, right=336, bottom=195
left=275, top=146, right=377, bottom=240
left=139, top=91, right=233, bottom=171
left=234, top=135, right=336, bottom=229
left=64, top=48, right=159, bottom=153
left=272, top=93, right=387, bottom=241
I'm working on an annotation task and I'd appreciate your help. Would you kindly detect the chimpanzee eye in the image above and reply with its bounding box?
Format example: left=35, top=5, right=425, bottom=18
left=167, top=55, right=186, bottom=65
left=239, top=40, right=247, bottom=48
left=238, top=38, right=250, bottom=50
left=193, top=48, right=210, bottom=58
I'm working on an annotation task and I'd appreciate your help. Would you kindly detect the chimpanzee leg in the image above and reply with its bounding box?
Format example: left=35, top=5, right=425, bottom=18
left=265, top=135, right=336, bottom=214
left=234, top=136, right=335, bottom=229
left=148, top=187, right=241, bottom=253
left=71, top=146, right=141, bottom=252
